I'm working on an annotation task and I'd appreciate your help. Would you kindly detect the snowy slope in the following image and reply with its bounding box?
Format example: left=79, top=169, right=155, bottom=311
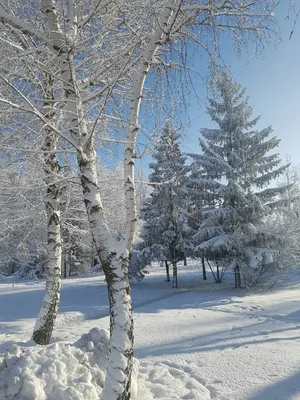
left=0, top=264, right=300, bottom=399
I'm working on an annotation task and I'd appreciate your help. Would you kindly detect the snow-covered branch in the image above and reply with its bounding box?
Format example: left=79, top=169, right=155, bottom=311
left=0, top=10, right=48, bottom=44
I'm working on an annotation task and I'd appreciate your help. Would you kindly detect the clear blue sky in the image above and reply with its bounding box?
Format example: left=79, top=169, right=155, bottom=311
left=181, top=2, right=300, bottom=166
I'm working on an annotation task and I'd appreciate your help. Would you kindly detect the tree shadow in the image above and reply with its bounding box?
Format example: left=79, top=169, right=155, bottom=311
left=0, top=281, right=104, bottom=322
left=248, top=370, right=300, bottom=400
left=0, top=323, right=25, bottom=336
left=136, top=320, right=300, bottom=358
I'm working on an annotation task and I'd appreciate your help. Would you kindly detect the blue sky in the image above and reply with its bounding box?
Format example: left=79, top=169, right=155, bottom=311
left=181, top=2, right=300, bottom=166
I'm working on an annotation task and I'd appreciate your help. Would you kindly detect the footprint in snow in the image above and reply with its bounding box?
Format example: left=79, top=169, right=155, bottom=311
left=248, top=305, right=265, bottom=312
left=212, top=379, right=223, bottom=384
left=258, top=330, right=270, bottom=336
left=231, top=326, right=242, bottom=334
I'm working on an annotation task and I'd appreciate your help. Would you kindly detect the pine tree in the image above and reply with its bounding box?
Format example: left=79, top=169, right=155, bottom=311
left=189, top=73, right=289, bottom=287
left=138, top=123, right=189, bottom=287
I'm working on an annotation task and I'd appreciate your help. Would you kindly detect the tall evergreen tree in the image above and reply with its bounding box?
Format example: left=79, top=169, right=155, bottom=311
left=138, top=123, right=189, bottom=287
left=189, top=73, right=289, bottom=287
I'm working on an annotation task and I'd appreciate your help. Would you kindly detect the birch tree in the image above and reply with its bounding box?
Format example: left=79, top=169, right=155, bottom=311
left=0, top=20, right=66, bottom=343
left=0, top=3, right=156, bottom=398
left=32, top=74, right=63, bottom=344
left=0, top=1, right=279, bottom=398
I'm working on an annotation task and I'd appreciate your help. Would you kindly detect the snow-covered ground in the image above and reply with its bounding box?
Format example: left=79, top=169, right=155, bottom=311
left=0, top=263, right=300, bottom=399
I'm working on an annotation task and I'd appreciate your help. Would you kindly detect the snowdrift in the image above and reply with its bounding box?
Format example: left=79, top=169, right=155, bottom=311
left=0, top=328, right=139, bottom=400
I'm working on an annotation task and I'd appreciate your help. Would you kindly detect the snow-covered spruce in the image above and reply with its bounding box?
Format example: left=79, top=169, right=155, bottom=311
left=0, top=328, right=139, bottom=400
left=188, top=72, right=290, bottom=288
left=138, top=123, right=190, bottom=287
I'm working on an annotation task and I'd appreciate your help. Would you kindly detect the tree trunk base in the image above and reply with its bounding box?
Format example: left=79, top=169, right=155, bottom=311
left=234, top=264, right=242, bottom=289
left=201, top=257, right=207, bottom=280
left=172, top=262, right=178, bottom=288
left=33, top=326, right=52, bottom=345
left=165, top=261, right=170, bottom=282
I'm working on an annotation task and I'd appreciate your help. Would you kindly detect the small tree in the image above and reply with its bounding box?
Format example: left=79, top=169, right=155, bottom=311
left=189, top=72, right=290, bottom=288
left=139, top=123, right=189, bottom=287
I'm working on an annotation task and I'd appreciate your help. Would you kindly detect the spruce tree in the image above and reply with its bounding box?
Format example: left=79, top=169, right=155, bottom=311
left=138, top=122, right=189, bottom=287
left=189, top=73, right=289, bottom=287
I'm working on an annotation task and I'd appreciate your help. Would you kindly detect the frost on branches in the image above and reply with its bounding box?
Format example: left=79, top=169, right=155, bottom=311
left=0, top=0, right=280, bottom=398
left=188, top=73, right=291, bottom=288
left=138, top=123, right=189, bottom=287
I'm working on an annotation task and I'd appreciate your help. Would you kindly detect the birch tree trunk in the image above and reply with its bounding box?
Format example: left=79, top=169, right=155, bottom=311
left=101, top=253, right=134, bottom=400
left=33, top=75, right=62, bottom=345
left=99, top=2, right=182, bottom=396
left=77, top=143, right=134, bottom=400
left=103, top=2, right=181, bottom=392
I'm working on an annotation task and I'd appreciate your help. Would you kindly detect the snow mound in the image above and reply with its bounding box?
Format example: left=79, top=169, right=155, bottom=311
left=138, top=361, right=211, bottom=399
left=0, top=328, right=139, bottom=400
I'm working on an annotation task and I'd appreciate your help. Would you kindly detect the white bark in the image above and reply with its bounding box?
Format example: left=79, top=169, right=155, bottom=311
left=100, top=3, right=182, bottom=398
left=101, top=252, right=133, bottom=400
left=41, top=0, right=110, bottom=252
left=77, top=141, right=135, bottom=400
left=33, top=75, right=62, bottom=345
left=41, top=3, right=135, bottom=397
left=101, top=5, right=182, bottom=397
left=125, top=0, right=180, bottom=249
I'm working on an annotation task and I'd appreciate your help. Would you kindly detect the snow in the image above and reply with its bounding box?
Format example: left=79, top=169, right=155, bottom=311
left=0, top=329, right=108, bottom=399
left=0, top=263, right=300, bottom=399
